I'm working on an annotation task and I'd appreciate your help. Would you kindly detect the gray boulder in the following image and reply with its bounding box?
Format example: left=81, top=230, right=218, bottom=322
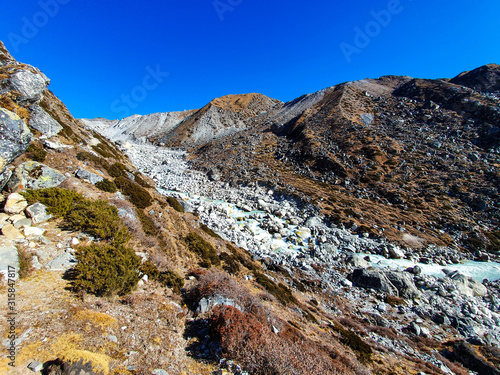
left=3, top=69, right=50, bottom=106
left=75, top=167, right=104, bottom=185
left=7, top=161, right=66, bottom=191
left=28, top=105, right=62, bottom=137
left=25, top=203, right=53, bottom=224
left=0, top=108, right=32, bottom=174
left=385, top=271, right=420, bottom=299
left=351, top=268, right=398, bottom=296
left=0, top=241, right=18, bottom=280
left=351, top=267, right=420, bottom=299
left=448, top=271, right=488, bottom=297
left=197, top=294, right=242, bottom=315
left=0, top=169, right=12, bottom=191
left=46, top=252, right=77, bottom=271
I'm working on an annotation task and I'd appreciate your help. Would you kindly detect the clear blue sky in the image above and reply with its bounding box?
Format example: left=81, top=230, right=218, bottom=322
left=1, top=0, right=499, bottom=119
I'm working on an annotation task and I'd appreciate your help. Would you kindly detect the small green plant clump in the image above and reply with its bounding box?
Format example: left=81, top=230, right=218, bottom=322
left=252, top=270, right=297, bottom=305
left=114, top=176, right=152, bottom=209
left=18, top=249, right=33, bottom=279
left=184, top=232, right=220, bottom=268
left=331, top=322, right=373, bottom=363
left=95, top=179, right=118, bottom=193
left=166, top=196, right=185, bottom=213
left=25, top=143, right=47, bottom=162
left=226, top=244, right=257, bottom=271
left=139, top=260, right=184, bottom=292
left=200, top=223, right=220, bottom=238
left=72, top=242, right=141, bottom=297
left=134, top=173, right=151, bottom=188
left=219, top=252, right=240, bottom=274
left=107, top=162, right=128, bottom=178
left=135, top=208, right=159, bottom=237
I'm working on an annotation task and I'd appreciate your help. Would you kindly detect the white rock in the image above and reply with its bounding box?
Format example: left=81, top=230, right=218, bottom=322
left=4, top=193, right=28, bottom=214
left=23, top=227, right=45, bottom=237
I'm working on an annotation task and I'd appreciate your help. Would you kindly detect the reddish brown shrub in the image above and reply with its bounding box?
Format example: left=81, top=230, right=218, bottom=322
left=209, top=305, right=355, bottom=375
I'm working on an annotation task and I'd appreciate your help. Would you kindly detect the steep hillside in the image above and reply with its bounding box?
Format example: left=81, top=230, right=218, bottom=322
left=190, top=70, right=500, bottom=254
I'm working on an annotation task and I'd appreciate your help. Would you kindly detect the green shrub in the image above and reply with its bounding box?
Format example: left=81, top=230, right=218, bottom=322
left=331, top=322, right=372, bottom=363
left=22, top=188, right=85, bottom=217
left=72, top=242, right=141, bottom=296
left=22, top=188, right=129, bottom=244
left=135, top=209, right=159, bottom=237
left=25, top=143, right=47, bottom=162
left=76, top=151, right=110, bottom=171
left=107, top=163, right=128, bottom=178
left=134, top=173, right=151, bottom=188
left=139, top=260, right=184, bottom=292
left=92, top=144, right=114, bottom=159
left=184, top=232, right=220, bottom=268
left=219, top=252, right=240, bottom=274
left=18, top=249, right=33, bottom=279
left=166, top=196, right=185, bottom=213
left=95, top=179, right=118, bottom=193
left=200, top=223, right=220, bottom=238
left=114, top=176, right=152, bottom=209
left=253, top=271, right=297, bottom=305
left=66, top=200, right=130, bottom=244
left=227, top=244, right=257, bottom=271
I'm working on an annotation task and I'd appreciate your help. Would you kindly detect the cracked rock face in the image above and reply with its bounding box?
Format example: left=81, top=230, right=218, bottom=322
left=29, top=105, right=62, bottom=137
left=7, top=161, right=66, bottom=191
left=0, top=107, right=32, bottom=174
left=5, top=69, right=50, bottom=106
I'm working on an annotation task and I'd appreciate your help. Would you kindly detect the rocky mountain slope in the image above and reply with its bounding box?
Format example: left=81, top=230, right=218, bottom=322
left=2, top=39, right=500, bottom=375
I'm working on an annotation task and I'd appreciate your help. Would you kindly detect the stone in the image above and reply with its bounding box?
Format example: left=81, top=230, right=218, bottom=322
left=452, top=342, right=500, bottom=375
left=28, top=105, right=62, bottom=137
left=448, top=272, right=488, bottom=297
left=108, top=335, right=117, bottom=343
left=0, top=241, right=18, bottom=280
left=0, top=108, right=32, bottom=175
left=4, top=193, right=28, bottom=214
left=75, top=167, right=104, bottom=185
left=1, top=224, right=24, bottom=240
left=14, top=218, right=32, bottom=229
left=7, top=161, right=66, bottom=191
left=28, top=360, right=43, bottom=372
left=23, top=226, right=45, bottom=237
left=25, top=203, right=53, bottom=224
left=0, top=168, right=12, bottom=191
left=46, top=252, right=77, bottom=271
left=385, top=271, right=420, bottom=299
left=197, top=295, right=242, bottom=315
left=71, top=237, right=80, bottom=246
left=152, top=370, right=170, bottom=375
left=5, top=69, right=50, bottom=106
left=344, top=252, right=368, bottom=268
left=43, top=139, right=73, bottom=151
left=351, top=268, right=398, bottom=296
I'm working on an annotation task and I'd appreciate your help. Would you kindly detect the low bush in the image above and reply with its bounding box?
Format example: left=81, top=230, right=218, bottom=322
left=331, top=322, right=372, bottom=363
left=134, top=173, right=151, bottom=188
left=114, top=176, right=152, bottom=209
left=25, top=143, right=47, bottom=162
left=95, top=179, right=118, bottom=193
left=135, top=209, right=159, bottom=237
left=23, top=188, right=130, bottom=244
left=253, top=270, right=297, bottom=305
left=139, top=260, right=184, bottom=292
left=166, top=196, right=185, bottom=213
left=72, top=242, right=141, bottom=297
left=200, top=223, right=220, bottom=238
left=184, top=233, right=220, bottom=268
left=107, top=163, right=128, bottom=178
left=219, top=252, right=240, bottom=274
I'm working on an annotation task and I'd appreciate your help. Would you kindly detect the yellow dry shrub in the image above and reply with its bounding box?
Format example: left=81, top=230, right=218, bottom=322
left=73, top=310, right=118, bottom=331
left=51, top=334, right=111, bottom=375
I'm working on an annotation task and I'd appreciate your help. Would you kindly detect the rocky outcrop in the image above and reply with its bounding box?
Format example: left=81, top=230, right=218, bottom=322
left=7, top=161, right=66, bottom=191
left=350, top=268, right=419, bottom=299
left=28, top=105, right=62, bottom=137
left=0, top=108, right=32, bottom=174
left=450, top=63, right=500, bottom=93
left=0, top=68, right=50, bottom=106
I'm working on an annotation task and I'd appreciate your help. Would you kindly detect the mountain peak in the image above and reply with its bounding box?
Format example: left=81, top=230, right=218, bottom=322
left=450, top=63, right=500, bottom=92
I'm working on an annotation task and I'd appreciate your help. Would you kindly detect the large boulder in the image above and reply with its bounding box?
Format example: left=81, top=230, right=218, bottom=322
left=1, top=69, right=50, bottom=106
left=0, top=108, right=32, bottom=174
left=28, top=105, right=62, bottom=137
left=7, top=161, right=66, bottom=191
left=3, top=193, right=28, bottom=214
left=75, top=168, right=104, bottom=185
left=448, top=271, right=488, bottom=297
left=350, top=268, right=398, bottom=296
left=351, top=267, right=420, bottom=299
